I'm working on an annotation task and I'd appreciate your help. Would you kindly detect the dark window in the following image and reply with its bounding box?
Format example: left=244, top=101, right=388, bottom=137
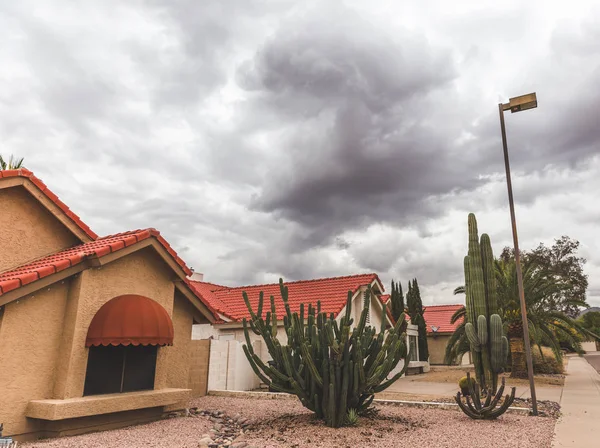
left=83, top=345, right=158, bottom=396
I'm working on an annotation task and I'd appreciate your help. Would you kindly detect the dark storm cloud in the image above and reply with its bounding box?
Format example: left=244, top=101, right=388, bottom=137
left=233, top=4, right=485, bottom=249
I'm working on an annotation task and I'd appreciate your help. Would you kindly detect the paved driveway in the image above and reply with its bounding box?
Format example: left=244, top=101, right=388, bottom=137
left=583, top=351, right=600, bottom=373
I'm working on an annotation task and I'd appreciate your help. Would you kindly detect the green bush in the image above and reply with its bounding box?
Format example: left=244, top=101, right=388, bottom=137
left=532, top=346, right=563, bottom=374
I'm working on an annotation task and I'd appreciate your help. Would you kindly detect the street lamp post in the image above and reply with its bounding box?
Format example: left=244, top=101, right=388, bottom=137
left=498, top=92, right=539, bottom=416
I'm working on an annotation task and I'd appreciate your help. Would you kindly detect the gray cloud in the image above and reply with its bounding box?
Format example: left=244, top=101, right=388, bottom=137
left=1, top=0, right=599, bottom=306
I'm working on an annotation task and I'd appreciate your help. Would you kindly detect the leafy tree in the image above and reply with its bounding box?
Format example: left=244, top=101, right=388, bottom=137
left=578, top=311, right=600, bottom=346
left=446, top=257, right=593, bottom=376
left=0, top=154, right=24, bottom=170
left=500, top=236, right=589, bottom=317
left=389, top=280, right=405, bottom=322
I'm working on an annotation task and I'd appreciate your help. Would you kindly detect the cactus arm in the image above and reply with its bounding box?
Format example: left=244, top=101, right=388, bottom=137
left=477, top=315, right=488, bottom=345
left=480, top=234, right=498, bottom=316
left=257, top=291, right=264, bottom=318
left=455, top=393, right=484, bottom=419
left=465, top=323, right=481, bottom=350
left=486, top=387, right=516, bottom=419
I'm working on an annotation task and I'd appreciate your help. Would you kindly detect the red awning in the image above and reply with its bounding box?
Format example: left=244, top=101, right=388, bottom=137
left=86, top=295, right=174, bottom=347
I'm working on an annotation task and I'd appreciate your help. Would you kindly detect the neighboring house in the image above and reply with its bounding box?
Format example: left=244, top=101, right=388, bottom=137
left=190, top=273, right=391, bottom=341
left=189, top=274, right=426, bottom=391
left=0, top=169, right=216, bottom=441
left=422, top=304, right=470, bottom=365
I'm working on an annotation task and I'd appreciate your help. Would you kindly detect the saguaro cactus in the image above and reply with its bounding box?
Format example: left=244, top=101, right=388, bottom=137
left=242, top=280, right=410, bottom=427
left=463, top=214, right=509, bottom=392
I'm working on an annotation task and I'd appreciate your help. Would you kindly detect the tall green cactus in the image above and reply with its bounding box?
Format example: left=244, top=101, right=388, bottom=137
left=463, top=213, right=509, bottom=392
left=242, top=279, right=410, bottom=427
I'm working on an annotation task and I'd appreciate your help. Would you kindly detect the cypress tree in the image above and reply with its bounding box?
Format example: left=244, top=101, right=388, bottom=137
left=390, top=280, right=405, bottom=322
left=406, top=278, right=429, bottom=362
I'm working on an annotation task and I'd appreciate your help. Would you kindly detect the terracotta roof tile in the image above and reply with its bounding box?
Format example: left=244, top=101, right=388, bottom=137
left=189, top=274, right=383, bottom=323
left=0, top=229, right=192, bottom=297
left=423, top=304, right=464, bottom=333
left=0, top=168, right=98, bottom=240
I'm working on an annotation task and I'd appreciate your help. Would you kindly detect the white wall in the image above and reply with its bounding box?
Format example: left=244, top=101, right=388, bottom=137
left=192, top=323, right=218, bottom=340
left=207, top=339, right=262, bottom=391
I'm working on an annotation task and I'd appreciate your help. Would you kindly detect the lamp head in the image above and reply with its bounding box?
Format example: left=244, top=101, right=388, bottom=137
left=508, top=92, right=537, bottom=113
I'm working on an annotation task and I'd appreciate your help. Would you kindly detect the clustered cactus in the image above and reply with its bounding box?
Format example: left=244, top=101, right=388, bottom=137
left=242, top=279, right=410, bottom=428
left=455, top=372, right=516, bottom=419
left=463, top=213, right=510, bottom=392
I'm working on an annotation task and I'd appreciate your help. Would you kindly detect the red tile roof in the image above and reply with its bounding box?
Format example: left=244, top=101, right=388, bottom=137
left=0, top=168, right=98, bottom=240
left=184, top=280, right=235, bottom=321
left=423, top=304, right=464, bottom=334
left=189, top=274, right=383, bottom=323
left=0, top=229, right=192, bottom=297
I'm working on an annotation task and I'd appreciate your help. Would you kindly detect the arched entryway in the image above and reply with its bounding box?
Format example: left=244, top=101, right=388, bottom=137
left=83, top=295, right=174, bottom=396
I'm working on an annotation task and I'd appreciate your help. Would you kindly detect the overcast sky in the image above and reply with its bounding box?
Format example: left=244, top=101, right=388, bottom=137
left=1, top=0, right=599, bottom=306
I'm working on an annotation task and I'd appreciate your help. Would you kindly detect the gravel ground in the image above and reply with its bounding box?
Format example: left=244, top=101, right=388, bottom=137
left=23, top=395, right=556, bottom=448
left=22, top=414, right=213, bottom=448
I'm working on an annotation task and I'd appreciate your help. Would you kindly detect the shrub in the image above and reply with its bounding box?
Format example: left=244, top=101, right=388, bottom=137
left=532, top=346, right=564, bottom=374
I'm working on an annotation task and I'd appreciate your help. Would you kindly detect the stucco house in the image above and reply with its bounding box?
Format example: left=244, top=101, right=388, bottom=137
left=0, top=169, right=216, bottom=441
left=422, top=304, right=470, bottom=365
left=189, top=274, right=427, bottom=391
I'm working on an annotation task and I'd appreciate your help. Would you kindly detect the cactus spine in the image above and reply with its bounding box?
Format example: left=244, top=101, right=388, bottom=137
left=463, top=213, right=509, bottom=392
left=242, top=280, right=410, bottom=427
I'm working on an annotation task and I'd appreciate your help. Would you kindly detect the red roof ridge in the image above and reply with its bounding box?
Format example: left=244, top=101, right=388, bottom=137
left=423, top=304, right=463, bottom=310
left=0, top=168, right=98, bottom=240
left=209, top=272, right=380, bottom=292
left=189, top=280, right=229, bottom=290
left=0, top=228, right=192, bottom=297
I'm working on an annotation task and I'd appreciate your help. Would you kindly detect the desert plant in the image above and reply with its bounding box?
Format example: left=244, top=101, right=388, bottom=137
left=458, top=375, right=477, bottom=396
left=0, top=154, right=24, bottom=170
left=242, top=279, right=410, bottom=428
left=407, top=278, right=429, bottom=362
left=455, top=372, right=516, bottom=420
left=345, top=408, right=359, bottom=426
left=463, top=213, right=509, bottom=392
left=389, top=280, right=405, bottom=322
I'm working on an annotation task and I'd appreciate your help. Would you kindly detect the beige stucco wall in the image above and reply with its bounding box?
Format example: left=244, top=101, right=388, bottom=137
left=54, top=247, right=178, bottom=400
left=189, top=340, right=211, bottom=397
left=0, top=186, right=80, bottom=272
left=0, top=247, right=204, bottom=440
left=427, top=334, right=451, bottom=365
left=163, top=293, right=195, bottom=408
left=0, top=281, right=70, bottom=436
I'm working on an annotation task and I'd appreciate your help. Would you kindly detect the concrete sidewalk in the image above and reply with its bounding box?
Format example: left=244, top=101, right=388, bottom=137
left=385, top=377, right=563, bottom=402
left=552, top=355, right=600, bottom=447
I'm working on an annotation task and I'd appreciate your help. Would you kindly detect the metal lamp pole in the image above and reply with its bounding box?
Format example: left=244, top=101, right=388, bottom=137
left=498, top=92, right=538, bottom=416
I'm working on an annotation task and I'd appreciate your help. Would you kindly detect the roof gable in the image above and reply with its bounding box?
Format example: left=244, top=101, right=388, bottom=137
left=190, top=273, right=383, bottom=323
left=0, top=168, right=97, bottom=241
left=0, top=229, right=207, bottom=312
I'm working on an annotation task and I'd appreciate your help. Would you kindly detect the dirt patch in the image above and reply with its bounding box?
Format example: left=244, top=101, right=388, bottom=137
left=415, top=367, right=565, bottom=386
